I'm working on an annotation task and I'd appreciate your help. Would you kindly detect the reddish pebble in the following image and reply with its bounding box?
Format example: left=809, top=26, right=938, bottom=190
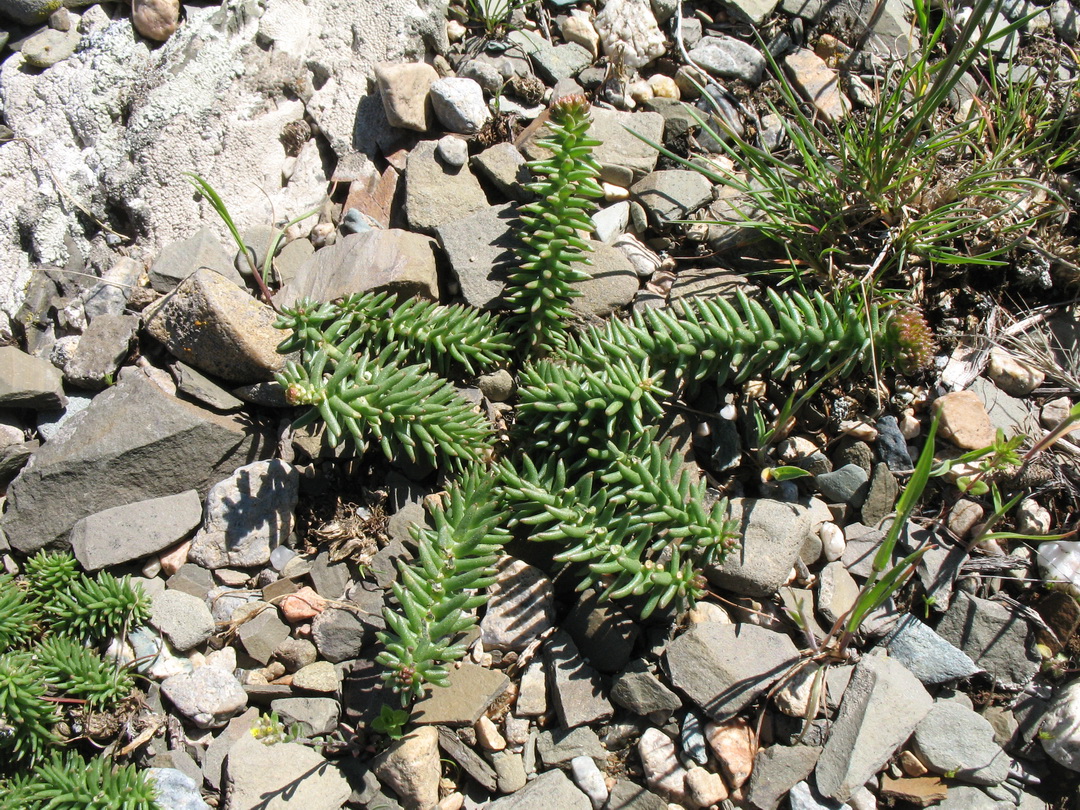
left=280, top=587, right=327, bottom=622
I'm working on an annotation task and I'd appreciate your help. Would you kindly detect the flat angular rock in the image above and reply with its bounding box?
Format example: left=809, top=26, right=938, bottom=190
left=537, top=725, right=608, bottom=769
left=611, top=659, right=683, bottom=718
left=721, top=0, right=781, bottom=25
left=275, top=228, right=439, bottom=308
left=486, top=767, right=591, bottom=810
left=688, top=35, right=766, bottom=84
left=472, top=143, right=533, bottom=201
left=932, top=390, right=995, bottom=451
left=0, top=346, right=65, bottom=410
left=935, top=591, right=1040, bottom=690
left=783, top=49, right=849, bottom=123
left=292, top=661, right=340, bottom=693
left=570, top=241, right=640, bottom=318
left=224, top=734, right=350, bottom=810
left=631, top=170, right=713, bottom=225
left=188, top=459, right=298, bottom=569
left=2, top=369, right=266, bottom=553
left=143, top=268, right=285, bottom=384
left=238, top=604, right=291, bottom=665
left=64, top=314, right=138, bottom=390
left=405, top=139, right=489, bottom=234
left=270, top=697, right=340, bottom=736
left=411, top=662, right=509, bottom=726
left=533, top=41, right=593, bottom=83
left=912, top=700, right=1010, bottom=785
left=437, top=726, right=498, bottom=791
left=518, top=107, right=664, bottom=183
left=71, top=490, right=202, bottom=571
left=885, top=613, right=981, bottom=685
left=173, top=362, right=244, bottom=412
left=817, top=561, right=859, bottom=626
left=149, top=226, right=244, bottom=292
left=152, top=589, right=215, bottom=652
left=666, top=623, right=800, bottom=720
left=564, top=589, right=640, bottom=673
left=480, top=557, right=555, bottom=651
left=544, top=629, right=614, bottom=728
left=435, top=203, right=518, bottom=310
left=746, top=744, right=822, bottom=810
left=311, top=607, right=367, bottom=663
left=815, top=654, right=933, bottom=802
left=605, top=779, right=668, bottom=810
left=705, top=498, right=811, bottom=597
left=430, top=77, right=490, bottom=134
left=375, top=62, right=438, bottom=132
left=372, top=726, right=440, bottom=809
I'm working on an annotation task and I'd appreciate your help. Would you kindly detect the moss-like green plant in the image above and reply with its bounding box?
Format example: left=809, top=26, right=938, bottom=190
left=499, top=430, right=739, bottom=617
left=0, top=575, right=34, bottom=650
left=276, top=292, right=513, bottom=378
left=278, top=346, right=493, bottom=468
left=0, top=651, right=60, bottom=766
left=46, top=572, right=150, bottom=641
left=504, top=94, right=603, bottom=356
left=376, top=469, right=508, bottom=703
left=2, top=751, right=162, bottom=809
left=34, top=635, right=134, bottom=709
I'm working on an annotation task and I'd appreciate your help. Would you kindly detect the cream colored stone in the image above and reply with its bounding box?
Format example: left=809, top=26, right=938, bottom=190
left=648, top=73, right=681, bottom=99
left=705, top=718, right=755, bottom=789
left=561, top=12, right=600, bottom=56
left=133, top=0, right=180, bottom=42
left=932, top=390, right=995, bottom=450
left=988, top=348, right=1044, bottom=396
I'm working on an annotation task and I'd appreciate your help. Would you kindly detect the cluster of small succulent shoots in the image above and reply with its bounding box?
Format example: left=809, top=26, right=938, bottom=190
left=0, top=551, right=158, bottom=808
left=273, top=94, right=934, bottom=704
left=887, top=306, right=937, bottom=375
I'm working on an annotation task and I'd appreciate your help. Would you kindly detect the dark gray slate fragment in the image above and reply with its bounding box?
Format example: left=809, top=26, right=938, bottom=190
left=875, top=415, right=912, bottom=470
left=665, top=623, right=799, bottom=721
left=537, top=726, right=607, bottom=769
left=435, top=202, right=517, bottom=310
left=746, top=744, right=822, bottom=810
left=705, top=498, right=811, bottom=597
left=71, top=490, right=202, bottom=571
left=311, top=607, right=366, bottom=663
left=437, top=726, right=498, bottom=791
left=544, top=629, right=614, bottom=728
left=64, top=314, right=138, bottom=390
left=1, top=369, right=267, bottom=553
left=149, top=226, right=244, bottom=292
left=885, top=614, right=982, bottom=685
left=564, top=590, right=640, bottom=673
left=934, top=591, right=1041, bottom=690
left=605, top=779, right=668, bottom=810
left=486, top=767, right=591, bottom=810
left=610, top=660, right=683, bottom=718
left=0, top=346, right=65, bottom=409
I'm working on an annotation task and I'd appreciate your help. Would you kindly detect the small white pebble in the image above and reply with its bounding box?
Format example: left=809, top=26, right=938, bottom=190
left=898, top=409, right=921, bottom=440
left=719, top=403, right=737, bottom=421
left=438, top=792, right=465, bottom=810
left=475, top=715, right=507, bottom=751
left=648, top=73, right=680, bottom=99
left=571, top=756, right=609, bottom=809
left=820, top=522, right=845, bottom=562
left=141, top=556, right=162, bottom=578
left=687, top=601, right=732, bottom=625
left=1017, top=498, right=1052, bottom=536
left=602, top=182, right=630, bottom=202
left=840, top=419, right=878, bottom=441
left=446, top=20, right=466, bottom=42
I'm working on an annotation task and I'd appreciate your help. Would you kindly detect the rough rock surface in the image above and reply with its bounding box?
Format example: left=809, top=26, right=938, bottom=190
left=2, top=369, right=267, bottom=553
left=224, top=734, right=350, bottom=809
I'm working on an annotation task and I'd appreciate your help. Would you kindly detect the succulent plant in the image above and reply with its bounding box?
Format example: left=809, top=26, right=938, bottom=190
left=376, top=469, right=508, bottom=703
left=0, top=651, right=59, bottom=766
left=886, top=307, right=937, bottom=374
left=504, top=94, right=604, bottom=357
left=34, top=635, right=134, bottom=709
left=2, top=751, right=162, bottom=809
left=0, top=575, right=34, bottom=650
left=45, top=572, right=150, bottom=641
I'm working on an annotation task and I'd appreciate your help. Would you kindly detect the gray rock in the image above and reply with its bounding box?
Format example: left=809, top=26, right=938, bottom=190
left=224, top=734, right=350, bottom=810
left=570, top=240, right=639, bottom=317
left=520, top=107, right=664, bottom=184
left=681, top=712, right=708, bottom=765
left=0, top=0, right=94, bottom=23
left=721, top=0, right=780, bottom=25
left=705, top=498, right=811, bottom=597
left=493, top=750, right=528, bottom=794
left=202, top=708, right=259, bottom=791
left=411, top=662, right=509, bottom=726
left=143, top=268, right=285, bottom=384
left=435, top=202, right=517, bottom=309
left=1051, top=0, right=1079, bottom=43
left=270, top=697, right=340, bottom=736
left=968, top=376, right=1038, bottom=437
left=458, top=57, right=503, bottom=94
left=238, top=604, right=291, bottom=665
left=840, top=524, right=886, bottom=579
left=152, top=589, right=215, bottom=652
left=593, top=201, right=630, bottom=244
left=311, top=607, right=367, bottom=663
left=0, top=440, right=35, bottom=483
left=146, top=768, right=209, bottom=810
left=163, top=665, right=248, bottom=730
left=605, top=778, right=669, bottom=810
left=817, top=561, right=859, bottom=626
left=478, top=369, right=515, bottom=402
left=665, top=623, right=800, bottom=720
left=816, top=464, right=869, bottom=506
left=931, top=784, right=1012, bottom=809
left=436, top=134, right=468, bottom=167
left=430, top=77, right=489, bottom=134
left=2, top=369, right=266, bottom=553
left=782, top=0, right=827, bottom=19
left=372, top=725, right=440, bottom=810
left=472, top=143, right=533, bottom=202
left=70, top=489, right=202, bottom=571
left=272, top=237, right=314, bottom=287
left=823, top=0, right=915, bottom=56
left=291, top=660, right=339, bottom=693
left=831, top=438, right=874, bottom=476
left=533, top=41, right=593, bottom=83
left=642, top=97, right=698, bottom=146
left=405, top=139, right=490, bottom=234
left=309, top=552, right=350, bottom=599
left=788, top=780, right=848, bottom=810
left=0, top=346, right=65, bottom=410
left=688, top=35, right=766, bottom=84
left=480, top=557, right=555, bottom=652
left=746, top=745, right=822, bottom=810
left=21, top=26, right=80, bottom=68
left=860, top=462, right=897, bottom=527
left=875, top=415, right=912, bottom=470
left=565, top=589, right=639, bottom=674
left=63, top=313, right=138, bottom=390
left=935, top=591, right=1041, bottom=690
left=885, top=614, right=982, bottom=685
left=437, top=726, right=498, bottom=791
left=35, top=393, right=91, bottom=442
left=537, top=725, right=608, bottom=769
left=669, top=268, right=750, bottom=301
left=516, top=659, right=547, bottom=717
left=374, top=61, right=438, bottom=131
left=188, top=459, right=298, bottom=569
left=610, top=659, right=683, bottom=718
left=912, top=700, right=1010, bottom=785
left=273, top=636, right=317, bottom=673
left=487, top=767, right=592, bottom=810
left=815, top=654, right=933, bottom=802
left=1040, top=677, right=1080, bottom=771
left=149, top=227, right=244, bottom=293
left=631, top=170, right=713, bottom=226
left=167, top=563, right=214, bottom=600
left=173, top=363, right=244, bottom=412
left=276, top=228, right=440, bottom=308
left=544, top=629, right=614, bottom=729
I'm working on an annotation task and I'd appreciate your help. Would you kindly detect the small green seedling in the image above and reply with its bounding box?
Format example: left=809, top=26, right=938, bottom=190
left=371, top=705, right=410, bottom=740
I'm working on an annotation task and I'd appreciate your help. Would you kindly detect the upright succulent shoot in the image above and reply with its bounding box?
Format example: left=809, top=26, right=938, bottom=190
left=506, top=94, right=604, bottom=357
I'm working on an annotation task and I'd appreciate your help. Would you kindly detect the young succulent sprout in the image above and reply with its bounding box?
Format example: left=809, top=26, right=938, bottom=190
left=887, top=307, right=937, bottom=374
